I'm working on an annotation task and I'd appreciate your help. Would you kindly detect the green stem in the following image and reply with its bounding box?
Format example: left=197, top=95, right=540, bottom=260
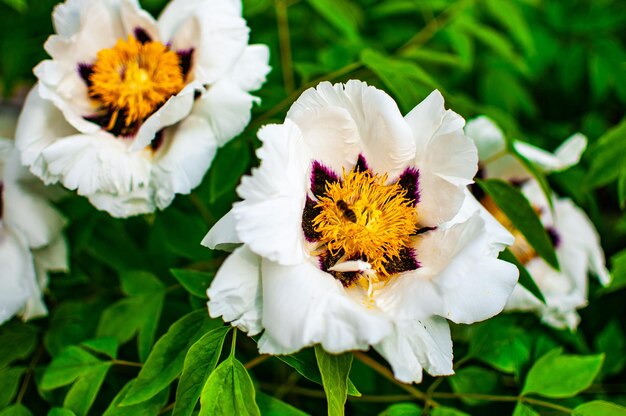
left=275, top=0, right=295, bottom=93
left=230, top=328, right=238, bottom=358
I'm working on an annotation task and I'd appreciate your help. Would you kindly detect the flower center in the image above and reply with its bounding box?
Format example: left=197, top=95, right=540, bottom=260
left=312, top=168, right=418, bottom=278
left=88, top=35, right=185, bottom=131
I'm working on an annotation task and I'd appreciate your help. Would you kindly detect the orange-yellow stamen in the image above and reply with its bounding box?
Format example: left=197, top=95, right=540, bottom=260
left=313, top=169, right=418, bottom=276
left=89, top=35, right=184, bottom=129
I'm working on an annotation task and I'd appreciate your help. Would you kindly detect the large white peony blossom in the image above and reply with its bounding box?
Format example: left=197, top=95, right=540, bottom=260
left=15, top=0, right=270, bottom=217
left=0, top=138, right=68, bottom=325
left=465, top=116, right=610, bottom=330
left=203, top=81, right=518, bottom=383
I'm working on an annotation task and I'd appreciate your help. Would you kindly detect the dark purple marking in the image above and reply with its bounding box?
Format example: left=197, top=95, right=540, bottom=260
left=302, top=197, right=322, bottom=241
left=470, top=168, right=485, bottom=200
left=397, top=166, right=420, bottom=206
left=319, top=248, right=345, bottom=272
left=310, top=161, right=339, bottom=199
left=384, top=247, right=420, bottom=275
left=177, top=48, right=194, bottom=79
left=134, top=27, right=152, bottom=44
left=78, top=63, right=93, bottom=88
left=150, top=129, right=165, bottom=152
left=413, top=226, right=436, bottom=236
left=84, top=109, right=139, bottom=138
left=0, top=182, right=4, bottom=219
left=509, top=178, right=530, bottom=188
left=547, top=226, right=561, bottom=248
left=353, top=154, right=370, bottom=173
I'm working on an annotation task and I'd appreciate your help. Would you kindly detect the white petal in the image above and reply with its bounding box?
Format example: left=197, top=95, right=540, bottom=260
left=158, top=0, right=249, bottom=84
left=374, top=317, right=454, bottom=383
left=207, top=245, right=263, bottom=335
left=233, top=121, right=310, bottom=265
left=230, top=45, right=271, bottom=91
left=87, top=187, right=155, bottom=218
left=120, top=0, right=160, bottom=42
left=15, top=87, right=77, bottom=182
left=41, top=133, right=152, bottom=197
left=0, top=232, right=35, bottom=325
left=52, top=0, right=122, bottom=38
left=514, top=133, right=587, bottom=174
left=202, top=209, right=241, bottom=252
left=464, top=116, right=506, bottom=161
left=33, top=236, right=69, bottom=273
left=151, top=114, right=219, bottom=209
left=258, top=259, right=392, bottom=354
left=192, top=80, right=258, bottom=146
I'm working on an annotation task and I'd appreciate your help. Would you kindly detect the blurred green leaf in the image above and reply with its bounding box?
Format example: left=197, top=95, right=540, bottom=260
left=522, top=348, right=604, bottom=398
left=314, top=346, right=352, bottom=416
left=170, top=268, right=214, bottom=298
left=573, top=401, right=626, bottom=415
left=48, top=409, right=76, bottom=416
left=173, top=326, right=231, bottom=416
left=449, top=366, right=499, bottom=405
left=0, top=367, right=24, bottom=409
left=378, top=403, right=421, bottom=416
left=0, top=404, right=32, bottom=416
left=0, top=323, right=37, bottom=369
left=431, top=407, right=470, bottom=416
left=306, top=0, right=363, bottom=41
left=0, top=0, right=26, bottom=13
left=102, top=380, right=168, bottom=416
left=595, top=320, right=626, bottom=377
left=199, top=355, right=260, bottom=416
left=499, top=248, right=546, bottom=304
left=587, top=117, right=626, bottom=188
left=256, top=392, right=309, bottom=416
left=478, top=179, right=559, bottom=270
left=513, top=403, right=540, bottom=416
left=484, top=0, right=534, bottom=54
left=207, top=138, right=251, bottom=205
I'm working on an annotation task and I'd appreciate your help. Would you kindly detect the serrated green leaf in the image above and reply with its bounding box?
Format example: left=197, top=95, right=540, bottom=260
left=499, top=249, right=546, bottom=304
left=0, top=404, right=32, bottom=416
left=173, top=326, right=231, bottom=416
left=120, top=310, right=220, bottom=406
left=478, top=179, right=559, bottom=270
left=0, top=367, right=24, bottom=408
left=276, top=349, right=360, bottom=396
left=573, top=400, right=626, bottom=415
left=48, top=409, right=76, bottom=416
left=314, top=346, right=352, bottom=416
left=256, top=392, right=309, bottom=416
left=199, top=356, right=260, bottom=416
left=378, top=402, right=422, bottom=416
left=40, top=346, right=111, bottom=390
left=0, top=323, right=37, bottom=368
left=103, top=380, right=169, bottom=416
left=63, top=363, right=110, bottom=416
left=513, top=403, right=539, bottom=416
left=522, top=348, right=604, bottom=397
left=170, top=269, right=214, bottom=298
left=448, top=366, right=499, bottom=405
left=307, top=0, right=363, bottom=40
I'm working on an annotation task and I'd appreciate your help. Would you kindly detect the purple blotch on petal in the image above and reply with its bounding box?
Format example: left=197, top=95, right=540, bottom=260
left=384, top=247, right=420, bottom=275
left=353, top=154, right=370, bottom=173
left=134, top=27, right=152, bottom=44
left=78, top=63, right=93, bottom=87
left=310, top=160, right=340, bottom=199
left=547, top=226, right=561, bottom=248
left=397, top=166, right=420, bottom=206
left=302, top=197, right=322, bottom=241
left=177, top=49, right=194, bottom=79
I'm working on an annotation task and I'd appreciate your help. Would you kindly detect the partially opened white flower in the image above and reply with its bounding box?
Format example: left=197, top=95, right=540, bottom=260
left=465, top=116, right=610, bottom=330
left=203, top=81, right=518, bottom=383
left=15, top=0, right=270, bottom=217
left=0, top=138, right=68, bottom=325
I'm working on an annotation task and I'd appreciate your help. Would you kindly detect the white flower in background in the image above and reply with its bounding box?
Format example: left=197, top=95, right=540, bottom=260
left=0, top=138, right=68, bottom=325
left=16, top=0, right=270, bottom=217
left=203, top=81, right=518, bottom=383
left=465, top=116, right=610, bottom=330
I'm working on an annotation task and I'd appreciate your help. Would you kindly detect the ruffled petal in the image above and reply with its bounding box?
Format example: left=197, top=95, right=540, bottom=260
left=374, top=316, right=454, bottom=383
left=230, top=45, right=271, bottom=91
left=207, top=245, right=263, bottom=335
left=0, top=232, right=36, bottom=325
left=151, top=114, right=219, bottom=209
left=232, top=121, right=310, bottom=265
left=87, top=187, right=155, bottom=218
left=202, top=209, right=241, bottom=252
left=514, top=133, right=587, bottom=174
left=258, top=258, right=392, bottom=354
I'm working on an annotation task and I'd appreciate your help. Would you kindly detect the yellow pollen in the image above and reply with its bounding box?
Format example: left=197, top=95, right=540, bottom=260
left=313, top=169, right=418, bottom=276
left=88, top=35, right=184, bottom=129
left=481, top=195, right=537, bottom=264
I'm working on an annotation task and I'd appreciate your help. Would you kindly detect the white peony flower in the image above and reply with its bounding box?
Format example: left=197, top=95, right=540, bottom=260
left=203, top=81, right=518, bottom=383
left=0, top=138, right=69, bottom=325
left=465, top=116, right=610, bottom=330
left=15, top=0, right=270, bottom=217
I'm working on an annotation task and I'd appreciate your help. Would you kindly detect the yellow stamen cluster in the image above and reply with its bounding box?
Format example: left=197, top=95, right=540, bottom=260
left=313, top=169, right=418, bottom=276
left=481, top=195, right=537, bottom=264
left=89, top=35, right=184, bottom=129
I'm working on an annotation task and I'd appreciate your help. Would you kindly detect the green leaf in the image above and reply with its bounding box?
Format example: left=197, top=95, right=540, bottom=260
left=45, top=301, right=102, bottom=357
left=431, top=407, right=470, bottom=416
left=120, top=310, right=221, bottom=406
left=522, top=348, right=604, bottom=398
left=595, top=320, right=626, bottom=377
left=478, top=179, right=559, bottom=270
left=103, top=380, right=169, bottom=416
left=484, top=0, right=534, bottom=54
left=448, top=366, right=499, bottom=405
left=619, top=166, right=626, bottom=209
left=587, top=117, right=626, bottom=188
left=256, top=392, right=309, bottom=416
left=276, top=349, right=360, bottom=396
left=207, top=138, right=251, bottom=204
left=499, top=249, right=546, bottom=304
left=0, top=0, right=26, bottom=13
left=0, top=323, right=37, bottom=368
left=513, top=403, right=540, bottom=416
left=360, top=48, right=439, bottom=112
left=96, top=271, right=165, bottom=361
left=403, top=48, right=463, bottom=67
left=0, top=404, right=32, bottom=416
left=63, top=363, right=111, bottom=416
left=314, top=345, right=352, bottom=416
left=469, top=316, right=531, bottom=375
left=173, top=326, right=231, bottom=416
left=378, top=403, right=422, bottom=415
left=81, top=338, right=118, bottom=359
left=0, top=367, right=24, bottom=408
left=199, top=356, right=260, bottom=416
left=40, top=346, right=111, bottom=390
left=170, top=269, right=214, bottom=298
left=306, top=0, right=363, bottom=40
left=573, top=401, right=626, bottom=415
left=48, top=409, right=77, bottom=416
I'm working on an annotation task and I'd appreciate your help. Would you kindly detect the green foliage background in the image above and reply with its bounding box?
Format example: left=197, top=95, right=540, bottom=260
left=0, top=0, right=625, bottom=415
